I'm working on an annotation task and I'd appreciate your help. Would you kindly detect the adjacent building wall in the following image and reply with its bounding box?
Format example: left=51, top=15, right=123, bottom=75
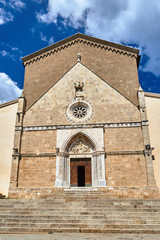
left=0, top=100, right=18, bottom=196
left=145, top=93, right=160, bottom=189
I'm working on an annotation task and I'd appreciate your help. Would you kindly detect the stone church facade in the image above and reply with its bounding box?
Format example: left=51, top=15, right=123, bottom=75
left=1, top=33, right=159, bottom=198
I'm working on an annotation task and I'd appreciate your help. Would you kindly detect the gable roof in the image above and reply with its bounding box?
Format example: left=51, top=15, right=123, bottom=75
left=22, top=33, right=140, bottom=66
left=22, top=33, right=141, bottom=109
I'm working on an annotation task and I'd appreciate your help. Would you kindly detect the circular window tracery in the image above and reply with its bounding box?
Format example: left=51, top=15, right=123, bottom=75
left=73, top=106, right=87, bottom=119
left=66, top=99, right=94, bottom=123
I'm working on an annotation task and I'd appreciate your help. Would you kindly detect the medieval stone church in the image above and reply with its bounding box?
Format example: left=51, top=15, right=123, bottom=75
left=0, top=33, right=160, bottom=199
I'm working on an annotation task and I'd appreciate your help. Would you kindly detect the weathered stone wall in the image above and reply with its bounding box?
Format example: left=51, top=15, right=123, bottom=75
left=104, top=128, right=144, bottom=151
left=16, top=63, right=145, bottom=190
left=18, top=156, right=56, bottom=188
left=23, top=39, right=139, bottom=110
left=105, top=154, right=147, bottom=187
left=0, top=101, right=18, bottom=196
left=23, top=63, right=141, bottom=127
left=104, top=127, right=148, bottom=187
left=21, top=130, right=56, bottom=153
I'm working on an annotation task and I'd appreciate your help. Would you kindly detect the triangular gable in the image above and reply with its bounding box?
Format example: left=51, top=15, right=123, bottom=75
left=22, top=33, right=140, bottom=64
left=22, top=33, right=140, bottom=110
left=24, top=62, right=140, bottom=126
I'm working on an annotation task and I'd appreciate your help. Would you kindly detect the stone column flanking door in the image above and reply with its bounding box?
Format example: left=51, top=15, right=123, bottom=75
left=92, top=152, right=106, bottom=187
left=55, top=153, right=69, bottom=187
left=55, top=128, right=106, bottom=188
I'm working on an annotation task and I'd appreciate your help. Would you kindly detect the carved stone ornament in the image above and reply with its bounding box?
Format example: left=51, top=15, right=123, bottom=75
left=65, top=99, right=94, bottom=123
left=69, top=139, right=92, bottom=154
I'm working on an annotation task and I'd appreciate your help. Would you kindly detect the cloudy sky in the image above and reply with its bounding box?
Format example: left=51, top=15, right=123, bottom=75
left=0, top=0, right=160, bottom=103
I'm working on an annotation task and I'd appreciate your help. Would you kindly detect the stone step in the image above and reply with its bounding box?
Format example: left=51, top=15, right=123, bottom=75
left=1, top=198, right=160, bottom=203
left=0, top=206, right=160, bottom=212
left=0, top=222, right=160, bottom=230
left=0, top=215, right=160, bottom=220
left=0, top=211, right=160, bottom=217
left=1, top=203, right=160, bottom=209
left=0, top=196, right=160, bottom=233
left=1, top=218, right=160, bottom=224
left=0, top=227, right=160, bottom=234
left=0, top=206, right=160, bottom=211
left=1, top=204, right=160, bottom=209
left=2, top=204, right=160, bottom=209
left=0, top=209, right=160, bottom=217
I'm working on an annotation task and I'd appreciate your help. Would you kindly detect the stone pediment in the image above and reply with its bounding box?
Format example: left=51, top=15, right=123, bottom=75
left=22, top=33, right=140, bottom=110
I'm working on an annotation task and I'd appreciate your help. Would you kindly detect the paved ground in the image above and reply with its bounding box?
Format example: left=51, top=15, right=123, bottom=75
left=0, top=234, right=160, bottom=240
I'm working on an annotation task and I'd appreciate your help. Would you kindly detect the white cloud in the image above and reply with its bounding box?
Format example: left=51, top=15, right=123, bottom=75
left=0, top=73, right=22, bottom=104
left=36, top=0, right=89, bottom=27
left=0, top=0, right=25, bottom=25
left=40, top=32, right=54, bottom=45
left=36, top=0, right=160, bottom=76
left=0, top=50, right=16, bottom=60
left=1, top=50, right=8, bottom=56
left=0, top=43, right=23, bottom=60
left=40, top=32, right=48, bottom=42
left=0, top=8, right=14, bottom=25
left=31, top=27, right=36, bottom=34
left=9, top=0, right=25, bottom=10
left=49, top=36, right=54, bottom=45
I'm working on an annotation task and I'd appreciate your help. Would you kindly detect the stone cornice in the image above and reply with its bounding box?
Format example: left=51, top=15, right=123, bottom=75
left=20, top=150, right=143, bottom=157
left=21, top=153, right=56, bottom=157
left=106, top=150, right=144, bottom=155
left=22, top=33, right=140, bottom=66
left=15, top=121, right=148, bottom=132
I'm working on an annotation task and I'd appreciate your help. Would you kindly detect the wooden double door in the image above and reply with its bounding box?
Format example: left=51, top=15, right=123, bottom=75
left=70, top=158, right=92, bottom=187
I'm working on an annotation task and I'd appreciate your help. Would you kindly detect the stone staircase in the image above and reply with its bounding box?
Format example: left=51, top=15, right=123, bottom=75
left=0, top=190, right=160, bottom=233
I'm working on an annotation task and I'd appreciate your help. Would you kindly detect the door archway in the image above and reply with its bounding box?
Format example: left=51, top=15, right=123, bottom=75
left=55, top=130, right=106, bottom=188
left=66, top=133, right=95, bottom=187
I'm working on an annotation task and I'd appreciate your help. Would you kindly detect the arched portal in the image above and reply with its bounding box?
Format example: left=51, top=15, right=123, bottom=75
left=66, top=133, right=95, bottom=187
left=55, top=129, right=106, bottom=188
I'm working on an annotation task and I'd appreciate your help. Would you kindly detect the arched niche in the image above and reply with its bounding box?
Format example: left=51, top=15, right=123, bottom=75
left=55, top=129, right=106, bottom=188
left=65, top=132, right=96, bottom=154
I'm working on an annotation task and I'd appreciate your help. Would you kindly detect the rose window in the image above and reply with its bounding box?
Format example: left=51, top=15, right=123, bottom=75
left=73, top=106, right=87, bottom=119
left=66, top=99, right=93, bottom=123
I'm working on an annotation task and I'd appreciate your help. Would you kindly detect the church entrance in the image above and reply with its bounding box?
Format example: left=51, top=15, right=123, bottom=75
left=70, top=158, right=91, bottom=187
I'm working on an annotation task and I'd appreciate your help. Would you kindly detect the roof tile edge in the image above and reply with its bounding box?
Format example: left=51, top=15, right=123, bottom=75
left=22, top=33, right=140, bottom=64
left=0, top=99, right=18, bottom=108
left=144, top=92, right=160, bottom=98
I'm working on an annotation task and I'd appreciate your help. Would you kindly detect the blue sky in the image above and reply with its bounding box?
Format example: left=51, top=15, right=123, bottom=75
left=0, top=0, right=160, bottom=103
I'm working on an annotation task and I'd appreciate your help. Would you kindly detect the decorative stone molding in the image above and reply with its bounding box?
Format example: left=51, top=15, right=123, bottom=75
left=17, top=121, right=147, bottom=132
left=20, top=150, right=144, bottom=158
left=65, top=98, right=94, bottom=124
left=21, top=153, right=56, bottom=157
left=106, top=150, right=144, bottom=156
left=23, top=34, right=138, bottom=66
left=69, top=139, right=92, bottom=154
left=74, top=81, right=84, bottom=99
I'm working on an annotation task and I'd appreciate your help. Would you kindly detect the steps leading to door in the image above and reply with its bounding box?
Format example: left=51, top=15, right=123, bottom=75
left=0, top=190, right=160, bottom=233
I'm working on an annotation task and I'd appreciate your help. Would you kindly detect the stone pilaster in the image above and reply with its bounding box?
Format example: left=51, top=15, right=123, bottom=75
left=55, top=152, right=69, bottom=187
left=138, top=86, right=156, bottom=186
left=9, top=91, right=25, bottom=189
left=92, top=151, right=106, bottom=187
